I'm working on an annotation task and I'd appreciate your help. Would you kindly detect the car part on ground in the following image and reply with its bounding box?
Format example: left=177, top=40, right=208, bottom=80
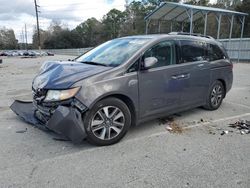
left=10, top=100, right=88, bottom=143
left=229, top=120, right=250, bottom=134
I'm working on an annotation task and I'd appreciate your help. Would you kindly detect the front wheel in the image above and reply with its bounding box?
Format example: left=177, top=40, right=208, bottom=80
left=83, top=97, right=131, bottom=146
left=204, top=80, right=225, bottom=110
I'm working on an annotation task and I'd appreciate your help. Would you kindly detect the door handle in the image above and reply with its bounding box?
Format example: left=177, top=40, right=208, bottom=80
left=171, top=74, right=190, bottom=80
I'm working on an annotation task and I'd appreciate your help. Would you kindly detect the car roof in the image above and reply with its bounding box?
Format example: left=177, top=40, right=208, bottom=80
left=120, top=33, right=220, bottom=45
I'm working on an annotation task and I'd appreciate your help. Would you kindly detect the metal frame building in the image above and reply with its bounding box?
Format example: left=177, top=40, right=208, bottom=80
left=145, top=2, right=248, bottom=40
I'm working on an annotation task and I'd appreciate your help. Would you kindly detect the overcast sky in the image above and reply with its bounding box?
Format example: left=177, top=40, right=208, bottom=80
left=0, top=0, right=217, bottom=43
left=0, top=0, right=128, bottom=43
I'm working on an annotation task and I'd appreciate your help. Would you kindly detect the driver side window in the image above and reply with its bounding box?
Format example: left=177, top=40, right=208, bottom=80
left=144, top=40, right=176, bottom=68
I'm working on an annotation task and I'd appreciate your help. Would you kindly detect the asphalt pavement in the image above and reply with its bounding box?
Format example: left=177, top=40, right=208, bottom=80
left=0, top=56, right=249, bottom=188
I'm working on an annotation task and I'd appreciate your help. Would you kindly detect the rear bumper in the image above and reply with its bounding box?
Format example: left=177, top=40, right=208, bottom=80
left=10, top=100, right=87, bottom=143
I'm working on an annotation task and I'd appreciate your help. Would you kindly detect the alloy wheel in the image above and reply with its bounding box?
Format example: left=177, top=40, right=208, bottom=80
left=211, top=84, right=223, bottom=107
left=90, top=106, right=125, bottom=140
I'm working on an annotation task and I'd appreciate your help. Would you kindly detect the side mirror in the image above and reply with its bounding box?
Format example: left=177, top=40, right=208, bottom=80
left=143, top=57, right=158, bottom=69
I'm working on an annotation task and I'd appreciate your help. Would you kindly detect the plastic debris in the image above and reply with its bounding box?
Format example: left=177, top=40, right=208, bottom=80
left=229, top=120, right=250, bottom=135
left=165, top=122, right=183, bottom=134
left=166, top=125, right=173, bottom=131
left=220, top=130, right=229, bottom=135
left=16, top=128, right=27, bottom=133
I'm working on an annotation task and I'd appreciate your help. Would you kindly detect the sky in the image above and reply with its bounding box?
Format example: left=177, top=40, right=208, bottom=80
left=0, top=0, right=218, bottom=43
left=0, top=0, right=128, bottom=43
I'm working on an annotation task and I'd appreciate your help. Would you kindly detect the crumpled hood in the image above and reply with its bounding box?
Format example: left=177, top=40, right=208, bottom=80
left=32, top=61, right=111, bottom=90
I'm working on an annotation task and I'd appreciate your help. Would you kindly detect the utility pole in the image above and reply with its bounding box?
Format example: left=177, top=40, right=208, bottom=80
left=25, top=24, right=28, bottom=50
left=21, top=29, right=24, bottom=50
left=34, top=0, right=41, bottom=51
left=125, top=0, right=129, bottom=8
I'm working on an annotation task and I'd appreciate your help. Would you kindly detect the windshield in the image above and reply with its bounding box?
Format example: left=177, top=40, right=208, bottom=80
left=75, top=38, right=151, bottom=67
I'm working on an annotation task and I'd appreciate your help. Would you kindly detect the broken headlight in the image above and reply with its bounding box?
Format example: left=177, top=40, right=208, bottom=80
left=44, top=87, right=81, bottom=102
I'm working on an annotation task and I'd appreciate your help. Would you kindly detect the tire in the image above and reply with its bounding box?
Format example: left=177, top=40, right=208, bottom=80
left=204, top=80, right=225, bottom=110
left=83, top=97, right=131, bottom=146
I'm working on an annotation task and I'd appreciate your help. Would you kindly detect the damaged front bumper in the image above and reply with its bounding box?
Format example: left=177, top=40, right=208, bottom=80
left=10, top=99, right=88, bottom=143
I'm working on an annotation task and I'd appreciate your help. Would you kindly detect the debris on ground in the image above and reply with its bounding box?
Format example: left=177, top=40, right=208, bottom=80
left=220, top=130, right=229, bottom=135
left=208, top=130, right=216, bottom=135
left=166, top=125, right=173, bottom=131
left=165, top=122, right=183, bottom=134
left=158, top=116, right=174, bottom=125
left=229, top=120, right=250, bottom=135
left=16, top=128, right=27, bottom=133
left=198, top=118, right=208, bottom=123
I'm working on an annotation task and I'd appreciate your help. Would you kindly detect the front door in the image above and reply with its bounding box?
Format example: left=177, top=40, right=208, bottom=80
left=138, top=40, right=184, bottom=118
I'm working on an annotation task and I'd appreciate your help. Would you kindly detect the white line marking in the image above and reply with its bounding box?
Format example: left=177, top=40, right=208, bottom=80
left=184, top=112, right=250, bottom=129
left=225, top=101, right=250, bottom=109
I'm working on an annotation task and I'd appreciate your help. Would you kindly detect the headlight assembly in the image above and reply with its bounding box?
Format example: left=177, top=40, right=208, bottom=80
left=44, top=87, right=81, bottom=102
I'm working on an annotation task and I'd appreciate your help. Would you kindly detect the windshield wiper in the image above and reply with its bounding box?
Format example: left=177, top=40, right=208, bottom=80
left=81, top=61, right=109, bottom=67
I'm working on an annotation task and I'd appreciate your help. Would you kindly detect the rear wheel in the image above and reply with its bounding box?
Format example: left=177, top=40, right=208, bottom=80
left=204, top=80, right=225, bottom=110
left=83, top=97, right=131, bottom=146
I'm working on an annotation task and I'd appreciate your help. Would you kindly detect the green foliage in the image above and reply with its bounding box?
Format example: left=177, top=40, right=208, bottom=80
left=102, top=9, right=126, bottom=39
left=236, top=0, right=250, bottom=37
left=75, top=18, right=104, bottom=47
left=120, top=1, right=151, bottom=36
left=30, top=0, right=249, bottom=49
left=0, top=28, right=18, bottom=50
left=43, top=22, right=83, bottom=49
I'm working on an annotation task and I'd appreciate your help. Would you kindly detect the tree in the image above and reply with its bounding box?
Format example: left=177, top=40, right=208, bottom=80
left=102, top=9, right=126, bottom=40
left=32, top=28, right=51, bottom=49
left=0, top=28, right=18, bottom=50
left=42, top=22, right=83, bottom=49
left=120, top=1, right=152, bottom=36
left=236, top=0, right=250, bottom=37
left=75, top=18, right=104, bottom=47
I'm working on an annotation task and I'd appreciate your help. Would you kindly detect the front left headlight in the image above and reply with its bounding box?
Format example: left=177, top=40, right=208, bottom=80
left=44, top=87, right=81, bottom=102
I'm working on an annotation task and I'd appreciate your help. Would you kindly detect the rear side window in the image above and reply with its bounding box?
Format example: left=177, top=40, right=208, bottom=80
left=180, top=40, right=206, bottom=63
left=207, top=43, right=226, bottom=61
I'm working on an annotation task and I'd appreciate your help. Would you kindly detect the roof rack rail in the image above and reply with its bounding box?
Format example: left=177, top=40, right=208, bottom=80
left=168, top=32, right=214, bottom=39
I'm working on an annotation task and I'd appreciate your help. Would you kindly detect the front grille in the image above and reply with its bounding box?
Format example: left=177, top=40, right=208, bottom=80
left=32, top=88, right=47, bottom=103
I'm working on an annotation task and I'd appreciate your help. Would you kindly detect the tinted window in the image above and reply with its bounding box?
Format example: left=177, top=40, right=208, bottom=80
left=180, top=40, right=206, bottom=63
left=144, top=40, right=176, bottom=68
left=207, top=43, right=226, bottom=61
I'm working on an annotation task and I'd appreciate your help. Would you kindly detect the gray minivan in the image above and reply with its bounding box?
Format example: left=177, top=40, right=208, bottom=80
left=11, top=33, right=233, bottom=145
